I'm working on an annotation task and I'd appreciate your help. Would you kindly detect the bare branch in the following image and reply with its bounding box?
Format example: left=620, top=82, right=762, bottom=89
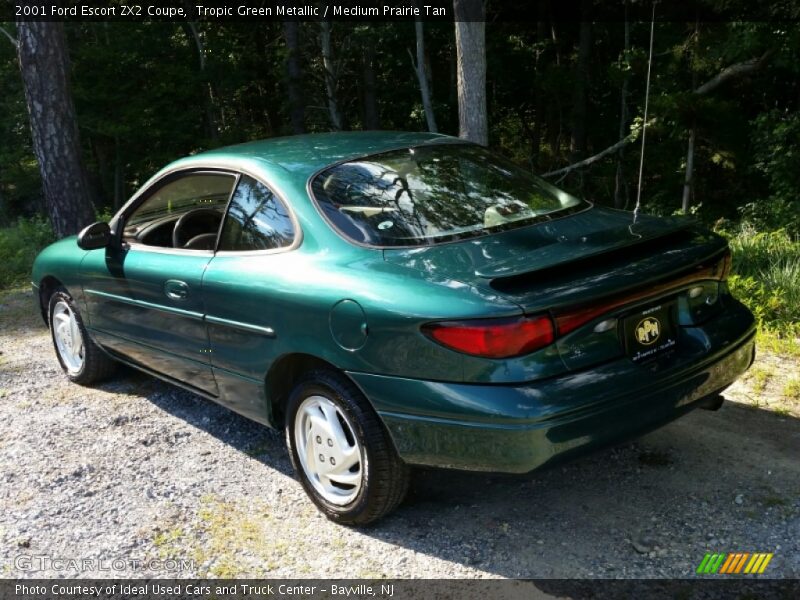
left=0, top=24, right=18, bottom=48
left=693, top=50, right=774, bottom=95
left=540, top=50, right=775, bottom=182
left=540, top=126, right=648, bottom=178
left=406, top=47, right=416, bottom=70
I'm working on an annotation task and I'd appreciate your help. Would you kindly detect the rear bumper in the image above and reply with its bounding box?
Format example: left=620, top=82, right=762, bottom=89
left=349, top=302, right=756, bottom=473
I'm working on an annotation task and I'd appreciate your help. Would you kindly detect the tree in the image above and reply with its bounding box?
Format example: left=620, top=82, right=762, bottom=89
left=453, top=0, right=487, bottom=145
left=183, top=20, right=220, bottom=141
left=2, top=17, right=798, bottom=234
left=361, top=34, right=380, bottom=129
left=16, top=22, right=95, bottom=237
left=614, top=3, right=631, bottom=208
left=682, top=49, right=773, bottom=213
left=570, top=0, right=592, bottom=162
left=283, top=21, right=306, bottom=134
left=320, top=20, right=343, bottom=130
left=410, top=18, right=437, bottom=132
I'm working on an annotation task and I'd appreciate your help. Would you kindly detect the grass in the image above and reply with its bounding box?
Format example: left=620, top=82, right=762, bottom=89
left=153, top=527, right=184, bottom=545
left=724, top=227, right=800, bottom=357
left=152, top=494, right=352, bottom=577
left=745, top=365, right=774, bottom=395
left=189, top=496, right=278, bottom=577
left=782, top=378, right=800, bottom=402
left=757, top=329, right=800, bottom=358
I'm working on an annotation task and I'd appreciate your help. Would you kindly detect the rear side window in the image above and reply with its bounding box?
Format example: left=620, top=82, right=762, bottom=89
left=218, top=175, right=295, bottom=251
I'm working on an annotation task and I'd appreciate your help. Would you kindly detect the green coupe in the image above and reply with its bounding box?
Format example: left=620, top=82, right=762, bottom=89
left=32, top=132, right=756, bottom=524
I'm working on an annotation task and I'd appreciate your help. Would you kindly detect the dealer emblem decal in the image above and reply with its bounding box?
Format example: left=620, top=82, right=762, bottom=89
left=635, top=316, right=661, bottom=345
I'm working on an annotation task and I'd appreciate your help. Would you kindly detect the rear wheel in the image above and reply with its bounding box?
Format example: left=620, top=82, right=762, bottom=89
left=285, top=369, right=409, bottom=525
left=49, top=289, right=116, bottom=384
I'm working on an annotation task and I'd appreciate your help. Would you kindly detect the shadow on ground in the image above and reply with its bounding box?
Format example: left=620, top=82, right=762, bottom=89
left=122, top=368, right=799, bottom=578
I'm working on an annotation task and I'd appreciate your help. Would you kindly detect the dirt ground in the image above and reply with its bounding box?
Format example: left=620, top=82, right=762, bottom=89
left=0, top=287, right=798, bottom=579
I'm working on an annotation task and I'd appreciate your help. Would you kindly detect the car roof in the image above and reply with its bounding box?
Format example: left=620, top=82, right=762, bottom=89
left=118, top=132, right=467, bottom=250
left=191, top=131, right=458, bottom=177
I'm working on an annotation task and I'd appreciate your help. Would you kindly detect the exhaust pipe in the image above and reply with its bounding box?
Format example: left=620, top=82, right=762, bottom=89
left=699, top=394, right=725, bottom=411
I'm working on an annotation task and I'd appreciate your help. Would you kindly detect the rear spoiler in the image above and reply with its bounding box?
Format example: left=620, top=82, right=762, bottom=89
left=476, top=221, right=693, bottom=280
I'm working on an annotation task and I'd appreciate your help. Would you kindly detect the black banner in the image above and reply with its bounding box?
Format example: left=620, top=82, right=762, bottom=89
left=5, top=0, right=800, bottom=23
left=3, top=579, right=800, bottom=600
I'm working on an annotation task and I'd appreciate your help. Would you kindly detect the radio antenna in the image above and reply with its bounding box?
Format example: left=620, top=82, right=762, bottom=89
left=633, top=1, right=657, bottom=223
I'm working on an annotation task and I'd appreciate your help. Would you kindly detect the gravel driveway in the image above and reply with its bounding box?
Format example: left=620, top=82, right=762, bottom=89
left=1, top=288, right=798, bottom=579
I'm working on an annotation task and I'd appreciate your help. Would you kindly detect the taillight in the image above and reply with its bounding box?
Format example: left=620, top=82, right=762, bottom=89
left=555, top=305, right=612, bottom=336
left=555, top=248, right=733, bottom=335
left=422, top=315, right=555, bottom=359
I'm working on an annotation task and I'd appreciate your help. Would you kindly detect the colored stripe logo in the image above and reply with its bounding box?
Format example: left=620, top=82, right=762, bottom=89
left=696, top=552, right=773, bottom=574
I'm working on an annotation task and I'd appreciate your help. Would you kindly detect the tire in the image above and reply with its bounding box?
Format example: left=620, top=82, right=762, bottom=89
left=48, top=289, right=117, bottom=385
left=285, top=369, right=410, bottom=526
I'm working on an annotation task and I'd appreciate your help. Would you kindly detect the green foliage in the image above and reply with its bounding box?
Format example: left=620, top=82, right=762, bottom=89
left=725, top=227, right=800, bottom=346
left=742, top=110, right=800, bottom=235
left=2, top=19, right=799, bottom=229
left=0, top=216, right=55, bottom=289
left=95, top=206, right=114, bottom=223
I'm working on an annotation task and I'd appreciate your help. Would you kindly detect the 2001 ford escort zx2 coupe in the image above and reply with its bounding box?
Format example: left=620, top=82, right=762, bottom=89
left=33, top=132, right=756, bottom=524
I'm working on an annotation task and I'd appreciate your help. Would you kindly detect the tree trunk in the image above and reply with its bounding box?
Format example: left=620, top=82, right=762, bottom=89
left=448, top=43, right=457, bottom=106
left=283, top=21, right=306, bottom=134
left=682, top=20, right=700, bottom=214
left=453, top=0, right=487, bottom=145
left=412, top=19, right=437, bottom=133
left=362, top=41, right=380, bottom=129
left=681, top=125, right=696, bottom=213
left=114, top=136, right=124, bottom=210
left=183, top=21, right=220, bottom=141
left=16, top=22, right=95, bottom=237
left=570, top=0, right=592, bottom=161
left=529, top=9, right=548, bottom=169
left=614, top=3, right=630, bottom=208
left=320, top=20, right=343, bottom=131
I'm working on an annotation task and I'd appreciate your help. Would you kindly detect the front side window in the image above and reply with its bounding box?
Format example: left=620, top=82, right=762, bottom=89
left=218, top=175, right=295, bottom=251
left=123, top=173, right=235, bottom=249
left=311, top=144, right=587, bottom=247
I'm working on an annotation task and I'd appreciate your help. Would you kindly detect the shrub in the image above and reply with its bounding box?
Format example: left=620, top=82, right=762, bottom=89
left=0, top=216, right=55, bottom=289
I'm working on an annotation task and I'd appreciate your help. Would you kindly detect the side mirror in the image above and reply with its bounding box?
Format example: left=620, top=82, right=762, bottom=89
left=77, top=221, right=111, bottom=250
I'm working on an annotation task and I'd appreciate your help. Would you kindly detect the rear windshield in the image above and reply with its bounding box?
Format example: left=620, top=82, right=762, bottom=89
left=310, top=144, right=587, bottom=247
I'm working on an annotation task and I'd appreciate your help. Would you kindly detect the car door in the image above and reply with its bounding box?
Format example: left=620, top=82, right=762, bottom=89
left=81, top=170, right=238, bottom=395
left=201, top=174, right=299, bottom=421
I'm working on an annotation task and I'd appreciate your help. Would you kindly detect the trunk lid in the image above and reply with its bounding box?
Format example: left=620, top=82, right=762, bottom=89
left=383, top=206, right=725, bottom=313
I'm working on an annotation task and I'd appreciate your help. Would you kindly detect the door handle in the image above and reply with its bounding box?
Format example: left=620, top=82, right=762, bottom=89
left=164, top=279, right=189, bottom=301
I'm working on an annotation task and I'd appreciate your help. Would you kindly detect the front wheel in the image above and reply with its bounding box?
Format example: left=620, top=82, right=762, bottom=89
left=285, top=369, right=409, bottom=526
left=49, top=289, right=116, bottom=384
